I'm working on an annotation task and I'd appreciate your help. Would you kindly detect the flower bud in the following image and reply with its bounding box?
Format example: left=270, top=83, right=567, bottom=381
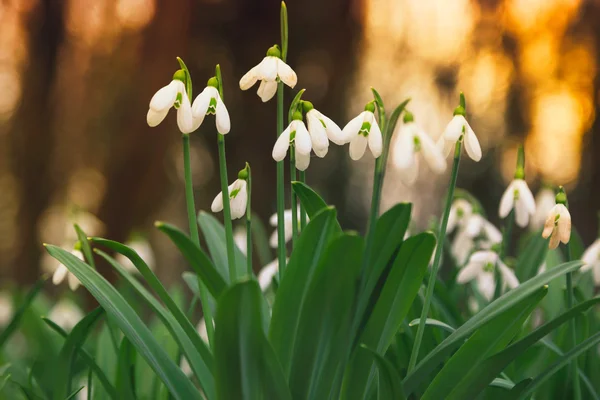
left=207, top=76, right=219, bottom=88
left=301, top=100, right=314, bottom=113
left=364, top=101, right=376, bottom=113
left=172, top=69, right=186, bottom=82
left=266, top=45, right=282, bottom=58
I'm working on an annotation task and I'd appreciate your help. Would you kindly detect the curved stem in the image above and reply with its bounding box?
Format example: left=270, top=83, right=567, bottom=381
left=276, top=82, right=286, bottom=280
left=217, top=134, right=237, bottom=282
left=182, top=134, right=214, bottom=346
left=290, top=146, right=298, bottom=245
left=408, top=140, right=462, bottom=373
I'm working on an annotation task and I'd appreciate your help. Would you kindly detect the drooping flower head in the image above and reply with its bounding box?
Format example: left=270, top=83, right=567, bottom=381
left=392, top=110, right=446, bottom=185
left=211, top=166, right=250, bottom=220
left=272, top=111, right=312, bottom=171
left=303, top=100, right=345, bottom=150
left=438, top=93, right=481, bottom=162
left=147, top=68, right=196, bottom=134
left=498, top=145, right=536, bottom=227
left=452, top=214, right=501, bottom=266
left=239, top=45, right=297, bottom=102
left=269, top=207, right=307, bottom=248
left=541, top=187, right=571, bottom=249
left=52, top=247, right=83, bottom=291
left=342, top=101, right=383, bottom=160
left=457, top=250, right=519, bottom=301
left=191, top=76, right=230, bottom=135
left=447, top=198, right=474, bottom=234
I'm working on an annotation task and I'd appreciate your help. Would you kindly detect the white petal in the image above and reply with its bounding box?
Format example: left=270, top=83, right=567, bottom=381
left=464, top=125, right=482, bottom=162
left=269, top=230, right=278, bottom=248
left=257, top=80, right=278, bottom=102
left=211, top=191, right=224, bottom=213
left=293, top=121, right=312, bottom=155
left=258, top=260, right=279, bottom=291
left=146, top=108, right=170, bottom=127
left=516, top=180, right=536, bottom=215
left=483, top=221, right=502, bottom=244
left=313, top=146, right=328, bottom=158
left=592, top=264, right=600, bottom=286
left=191, top=87, right=213, bottom=119
left=514, top=199, right=530, bottom=228
left=230, top=181, right=248, bottom=219
left=67, top=272, right=80, bottom=291
left=269, top=212, right=278, bottom=227
left=499, top=262, right=520, bottom=289
left=478, top=273, right=496, bottom=301
left=177, top=94, right=194, bottom=134
left=541, top=208, right=557, bottom=239
left=556, top=205, right=571, bottom=244
left=319, top=113, right=344, bottom=145
left=306, top=110, right=329, bottom=154
left=257, top=57, right=278, bottom=82
left=368, top=117, right=383, bottom=158
left=341, top=113, right=364, bottom=144
left=457, top=260, right=483, bottom=283
left=239, top=65, right=260, bottom=90
left=272, top=126, right=292, bottom=161
left=398, top=156, right=419, bottom=186
left=295, top=150, right=310, bottom=171
left=582, top=240, right=600, bottom=269
left=215, top=94, right=230, bottom=135
left=438, top=138, right=455, bottom=158
left=276, top=59, right=297, bottom=88
left=442, top=115, right=466, bottom=142
left=532, top=189, right=556, bottom=230
left=499, top=182, right=516, bottom=218
left=149, top=80, right=180, bottom=111
left=418, top=130, right=446, bottom=173
left=469, top=250, right=498, bottom=264
left=465, top=214, right=484, bottom=237
left=393, top=125, right=415, bottom=170
left=452, top=228, right=474, bottom=265
left=549, top=230, right=561, bottom=249
left=349, top=134, right=368, bottom=161
left=52, top=264, right=68, bottom=285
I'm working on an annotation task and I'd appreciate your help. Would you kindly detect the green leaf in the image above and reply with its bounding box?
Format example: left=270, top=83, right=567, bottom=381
left=510, top=379, right=533, bottom=397
left=489, top=378, right=514, bottom=390
left=402, top=260, right=583, bottom=395
left=74, top=224, right=95, bottom=269
left=515, top=230, right=548, bottom=281
left=289, top=234, right=363, bottom=400
left=65, top=386, right=85, bottom=400
left=291, top=182, right=340, bottom=229
left=445, top=296, right=600, bottom=399
left=423, top=287, right=546, bottom=400
left=197, top=212, right=247, bottom=282
left=214, top=280, right=291, bottom=400
left=0, top=278, right=45, bottom=347
left=54, top=307, right=104, bottom=399
left=95, top=250, right=215, bottom=400
left=517, top=330, right=600, bottom=400
left=154, top=222, right=227, bottom=298
left=360, top=345, right=405, bottom=400
left=408, top=318, right=456, bottom=334
left=370, top=87, right=386, bottom=127
left=116, top=337, right=136, bottom=400
left=383, top=98, right=410, bottom=143
left=269, top=208, right=339, bottom=376
left=251, top=211, right=273, bottom=267
left=288, top=89, right=306, bottom=124
left=44, top=245, right=202, bottom=400
left=343, top=232, right=434, bottom=399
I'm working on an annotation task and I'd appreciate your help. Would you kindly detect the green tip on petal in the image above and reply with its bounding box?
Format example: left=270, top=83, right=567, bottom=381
left=267, top=45, right=282, bottom=58
left=207, top=76, right=219, bottom=88
left=453, top=105, right=466, bottom=116
left=555, top=186, right=567, bottom=205
left=173, top=69, right=186, bottom=82
left=238, top=167, right=249, bottom=180
left=292, top=111, right=303, bottom=121
left=403, top=110, right=414, bottom=123
left=302, top=100, right=314, bottom=113
left=364, top=101, right=376, bottom=113
left=73, top=241, right=82, bottom=251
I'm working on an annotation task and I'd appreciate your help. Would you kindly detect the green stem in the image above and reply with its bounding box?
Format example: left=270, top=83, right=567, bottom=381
left=290, top=147, right=298, bottom=245
left=182, top=134, right=214, bottom=346
left=408, top=140, right=462, bottom=373
left=276, top=82, right=286, bottom=280
left=565, top=242, right=582, bottom=400
left=299, top=170, right=307, bottom=230
left=246, top=166, right=253, bottom=277
left=217, top=134, right=237, bottom=282
left=495, top=209, right=514, bottom=299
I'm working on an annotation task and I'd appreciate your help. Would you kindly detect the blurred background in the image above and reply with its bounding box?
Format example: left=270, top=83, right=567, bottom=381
left=1, top=0, right=600, bottom=289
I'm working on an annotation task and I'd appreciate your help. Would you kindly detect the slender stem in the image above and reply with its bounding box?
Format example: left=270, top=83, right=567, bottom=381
left=290, top=146, right=298, bottom=245
left=276, top=82, right=286, bottom=280
left=495, top=209, right=514, bottom=299
left=408, top=140, right=462, bottom=373
left=182, top=134, right=214, bottom=345
left=565, top=242, right=582, bottom=400
left=217, top=134, right=237, bottom=282
left=298, top=170, right=307, bottom=230
left=246, top=166, right=253, bottom=277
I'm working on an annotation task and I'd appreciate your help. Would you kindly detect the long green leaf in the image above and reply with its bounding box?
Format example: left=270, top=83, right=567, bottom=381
left=289, top=234, right=363, bottom=400
left=269, top=208, right=339, bottom=376
left=0, top=278, right=45, bottom=347
left=515, top=231, right=548, bottom=281
left=74, top=224, right=95, bottom=269
left=291, top=182, right=340, bottom=231
left=402, top=260, right=583, bottom=394
left=422, top=287, right=546, bottom=399
left=116, top=337, right=136, bottom=400
left=360, top=345, right=405, bottom=400
left=95, top=250, right=215, bottom=400
left=44, top=245, right=202, bottom=400
left=154, top=222, right=227, bottom=298
left=343, top=232, right=434, bottom=399
left=408, top=318, right=456, bottom=334
left=214, top=280, right=291, bottom=400
left=446, top=296, right=600, bottom=399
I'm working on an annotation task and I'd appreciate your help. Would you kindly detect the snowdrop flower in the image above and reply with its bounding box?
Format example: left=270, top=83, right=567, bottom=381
left=452, top=214, right=501, bottom=265
left=303, top=101, right=345, bottom=152
left=0, top=292, right=13, bottom=328
left=115, top=236, right=155, bottom=274
left=447, top=198, right=474, bottom=233
left=233, top=227, right=248, bottom=256
left=52, top=249, right=83, bottom=291
left=258, top=259, right=281, bottom=291
left=581, top=239, right=600, bottom=285
left=532, top=188, right=556, bottom=230
left=269, top=208, right=306, bottom=248
left=341, top=102, right=382, bottom=160
left=211, top=174, right=248, bottom=220
left=239, top=45, right=297, bottom=102
left=191, top=77, right=230, bottom=134
left=457, top=250, right=519, bottom=301
left=48, top=299, right=84, bottom=331
left=147, top=69, right=195, bottom=134
left=272, top=112, right=312, bottom=171
left=438, top=94, right=482, bottom=162
left=499, top=179, right=536, bottom=228
left=393, top=111, right=446, bottom=185
left=541, top=188, right=571, bottom=250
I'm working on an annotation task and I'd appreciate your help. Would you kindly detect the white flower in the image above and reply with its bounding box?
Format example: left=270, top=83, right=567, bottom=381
left=581, top=239, right=600, bottom=285
left=439, top=114, right=482, bottom=162
left=0, top=292, right=13, bottom=328
left=272, top=119, right=312, bottom=171
left=258, top=259, right=280, bottom=291
left=115, top=238, right=155, bottom=274
left=191, top=84, right=230, bottom=134
left=447, top=199, right=474, bottom=233
left=393, top=120, right=446, bottom=185
left=499, top=179, right=536, bottom=228
left=233, top=227, right=247, bottom=256
left=48, top=299, right=84, bottom=331
left=211, top=179, right=248, bottom=220
left=341, top=108, right=382, bottom=160
left=239, top=52, right=297, bottom=102
left=532, top=188, right=556, bottom=230
left=452, top=214, right=501, bottom=265
left=457, top=250, right=519, bottom=301
left=52, top=250, right=83, bottom=291
left=305, top=106, right=345, bottom=151
left=541, top=204, right=571, bottom=250
left=269, top=208, right=306, bottom=248
left=147, top=77, right=196, bottom=134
